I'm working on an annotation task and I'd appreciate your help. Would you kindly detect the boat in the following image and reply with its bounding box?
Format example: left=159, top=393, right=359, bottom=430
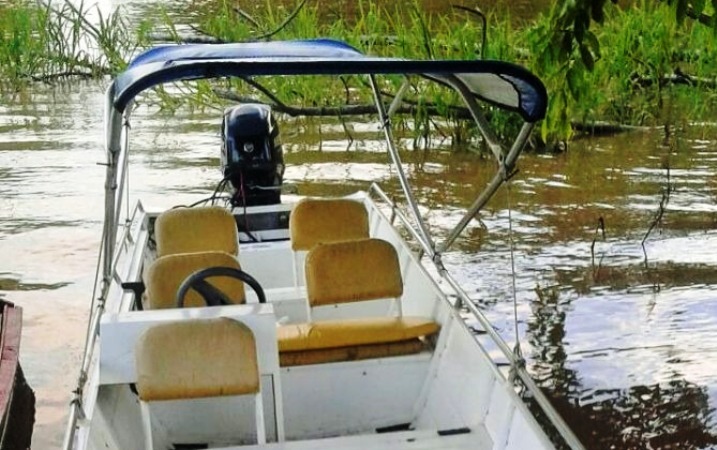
left=61, top=39, right=585, bottom=450
left=0, top=299, right=35, bottom=450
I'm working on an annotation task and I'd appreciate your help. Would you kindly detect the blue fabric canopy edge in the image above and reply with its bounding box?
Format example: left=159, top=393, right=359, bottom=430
left=113, top=39, right=548, bottom=122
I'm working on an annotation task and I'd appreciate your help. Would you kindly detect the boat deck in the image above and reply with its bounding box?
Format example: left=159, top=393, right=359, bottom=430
left=219, top=427, right=492, bottom=450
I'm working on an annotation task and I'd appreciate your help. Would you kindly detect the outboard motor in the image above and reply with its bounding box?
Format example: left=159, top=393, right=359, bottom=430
left=221, top=104, right=285, bottom=207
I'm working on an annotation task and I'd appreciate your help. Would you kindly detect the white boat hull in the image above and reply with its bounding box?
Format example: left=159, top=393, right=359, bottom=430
left=68, top=193, right=556, bottom=450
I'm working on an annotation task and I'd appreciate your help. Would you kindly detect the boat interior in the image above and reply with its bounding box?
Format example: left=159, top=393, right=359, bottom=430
left=84, top=191, right=554, bottom=450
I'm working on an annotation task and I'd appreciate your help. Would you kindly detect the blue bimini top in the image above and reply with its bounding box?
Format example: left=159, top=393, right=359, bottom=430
left=111, top=39, right=548, bottom=122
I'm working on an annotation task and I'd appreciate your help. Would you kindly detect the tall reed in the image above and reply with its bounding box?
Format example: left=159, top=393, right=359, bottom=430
left=0, top=0, right=142, bottom=92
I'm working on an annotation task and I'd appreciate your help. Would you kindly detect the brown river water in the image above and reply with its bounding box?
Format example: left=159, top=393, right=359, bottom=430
left=3, top=2, right=717, bottom=449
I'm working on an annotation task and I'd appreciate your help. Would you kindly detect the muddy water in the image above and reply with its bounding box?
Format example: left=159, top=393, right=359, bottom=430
left=2, top=1, right=717, bottom=448
left=2, top=79, right=717, bottom=449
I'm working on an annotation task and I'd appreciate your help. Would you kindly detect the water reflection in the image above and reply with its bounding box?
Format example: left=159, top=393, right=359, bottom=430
left=526, top=284, right=717, bottom=449
left=547, top=379, right=717, bottom=449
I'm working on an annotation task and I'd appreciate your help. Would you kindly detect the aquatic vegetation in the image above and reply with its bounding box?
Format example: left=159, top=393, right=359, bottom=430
left=1, top=0, right=717, bottom=150
left=527, top=0, right=717, bottom=142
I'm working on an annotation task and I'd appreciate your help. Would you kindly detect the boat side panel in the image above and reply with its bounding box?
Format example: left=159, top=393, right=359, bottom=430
left=0, top=304, right=22, bottom=427
left=280, top=355, right=431, bottom=440
left=89, top=384, right=142, bottom=450
left=505, top=406, right=554, bottom=450
left=412, top=315, right=495, bottom=431
left=414, top=315, right=553, bottom=449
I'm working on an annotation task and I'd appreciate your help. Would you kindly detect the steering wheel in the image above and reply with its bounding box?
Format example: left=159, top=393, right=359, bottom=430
left=176, top=266, right=266, bottom=307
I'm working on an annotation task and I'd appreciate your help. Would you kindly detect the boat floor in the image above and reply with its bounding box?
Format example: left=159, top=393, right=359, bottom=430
left=215, top=427, right=492, bottom=450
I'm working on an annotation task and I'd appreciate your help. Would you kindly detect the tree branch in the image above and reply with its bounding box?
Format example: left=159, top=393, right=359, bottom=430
left=215, top=89, right=468, bottom=118
left=253, top=0, right=309, bottom=41
left=233, top=7, right=261, bottom=29
left=630, top=69, right=717, bottom=89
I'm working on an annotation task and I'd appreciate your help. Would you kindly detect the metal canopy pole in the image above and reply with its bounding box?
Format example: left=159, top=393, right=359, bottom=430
left=368, top=74, right=435, bottom=256
left=104, top=101, right=124, bottom=278
left=113, top=114, right=131, bottom=234
left=438, top=121, right=534, bottom=254
left=62, top=89, right=126, bottom=450
left=435, top=74, right=536, bottom=254
left=387, top=80, right=410, bottom=117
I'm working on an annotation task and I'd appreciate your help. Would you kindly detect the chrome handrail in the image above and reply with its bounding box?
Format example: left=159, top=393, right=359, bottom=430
left=62, top=201, right=146, bottom=450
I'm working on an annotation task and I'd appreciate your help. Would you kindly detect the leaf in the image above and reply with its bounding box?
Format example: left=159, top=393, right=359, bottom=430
left=541, top=119, right=549, bottom=143
left=579, top=43, right=595, bottom=71
left=573, top=8, right=589, bottom=43
left=590, top=0, right=607, bottom=24
left=559, top=32, right=574, bottom=64
left=584, top=30, right=601, bottom=59
left=566, top=64, right=582, bottom=101
left=675, top=0, right=688, bottom=24
left=692, top=0, right=706, bottom=15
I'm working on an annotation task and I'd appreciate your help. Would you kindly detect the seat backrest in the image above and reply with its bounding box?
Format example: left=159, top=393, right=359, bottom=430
left=144, top=251, right=245, bottom=309
left=134, top=318, right=260, bottom=401
left=135, top=318, right=267, bottom=447
left=155, top=206, right=238, bottom=257
left=289, top=198, right=369, bottom=251
left=305, top=238, right=403, bottom=307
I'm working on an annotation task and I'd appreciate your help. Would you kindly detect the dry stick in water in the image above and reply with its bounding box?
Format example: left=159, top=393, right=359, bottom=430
left=642, top=166, right=672, bottom=266
left=451, top=3, right=487, bottom=60
left=338, top=77, right=355, bottom=151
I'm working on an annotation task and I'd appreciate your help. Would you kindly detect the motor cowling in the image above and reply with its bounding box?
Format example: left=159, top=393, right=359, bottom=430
left=221, top=104, right=284, bottom=206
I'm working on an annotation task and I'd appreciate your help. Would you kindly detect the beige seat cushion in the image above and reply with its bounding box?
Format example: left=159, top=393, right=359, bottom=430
left=135, top=318, right=259, bottom=401
left=279, top=339, right=427, bottom=367
left=145, top=251, right=245, bottom=309
left=290, top=198, right=369, bottom=251
left=305, top=238, right=402, bottom=306
left=155, top=206, right=238, bottom=257
left=277, top=317, right=440, bottom=352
